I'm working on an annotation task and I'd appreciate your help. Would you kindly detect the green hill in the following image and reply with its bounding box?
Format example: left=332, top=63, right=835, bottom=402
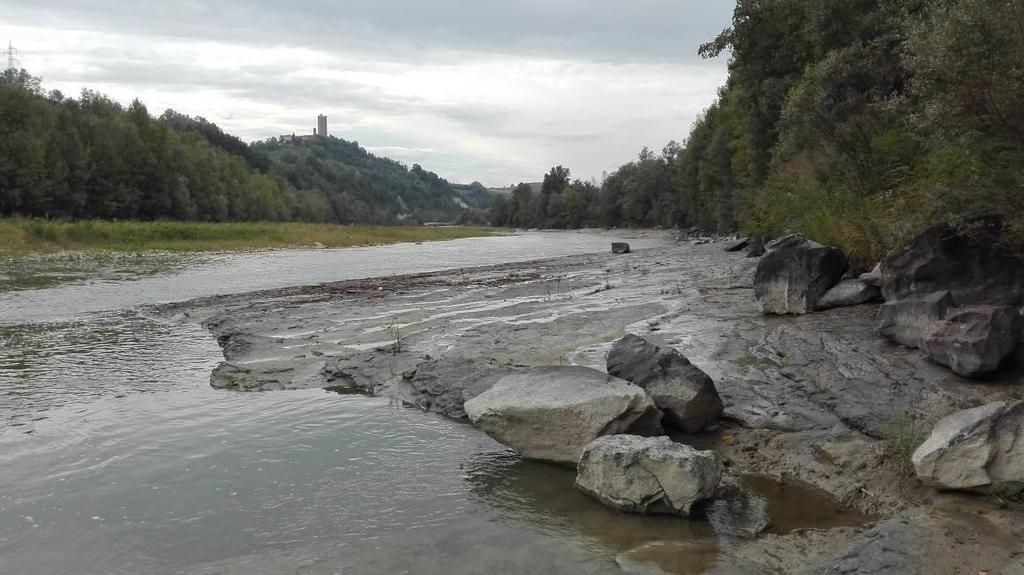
left=254, top=136, right=468, bottom=224
left=0, top=69, right=475, bottom=225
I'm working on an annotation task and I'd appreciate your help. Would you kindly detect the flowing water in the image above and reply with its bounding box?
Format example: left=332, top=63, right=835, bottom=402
left=0, top=231, right=862, bottom=574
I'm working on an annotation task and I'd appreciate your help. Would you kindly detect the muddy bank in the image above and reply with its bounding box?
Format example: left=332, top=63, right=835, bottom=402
left=154, top=241, right=1024, bottom=574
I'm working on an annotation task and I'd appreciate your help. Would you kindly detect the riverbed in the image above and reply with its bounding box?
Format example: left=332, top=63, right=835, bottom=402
left=0, top=230, right=762, bottom=575
left=3, top=230, right=1020, bottom=575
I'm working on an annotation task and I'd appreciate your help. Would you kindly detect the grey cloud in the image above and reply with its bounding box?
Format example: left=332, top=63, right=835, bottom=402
left=7, top=1, right=733, bottom=64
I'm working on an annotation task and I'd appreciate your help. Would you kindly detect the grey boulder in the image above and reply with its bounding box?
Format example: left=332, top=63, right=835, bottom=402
left=912, top=401, right=1024, bottom=493
left=817, top=279, right=882, bottom=310
left=754, top=235, right=849, bottom=314
left=879, top=219, right=1024, bottom=306
left=919, top=306, right=1023, bottom=377
left=463, top=366, right=661, bottom=465
left=612, top=242, right=631, bottom=254
left=575, top=435, right=723, bottom=516
left=877, top=291, right=954, bottom=348
left=607, top=334, right=723, bottom=433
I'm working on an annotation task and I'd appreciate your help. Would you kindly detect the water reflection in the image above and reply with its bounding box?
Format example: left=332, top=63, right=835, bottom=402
left=0, top=253, right=201, bottom=293
left=464, top=452, right=871, bottom=574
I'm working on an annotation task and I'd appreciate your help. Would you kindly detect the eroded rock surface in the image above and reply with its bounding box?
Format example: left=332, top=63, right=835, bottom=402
left=606, top=333, right=723, bottom=432
left=575, top=435, right=723, bottom=515
left=464, top=367, right=661, bottom=465
left=754, top=235, right=848, bottom=314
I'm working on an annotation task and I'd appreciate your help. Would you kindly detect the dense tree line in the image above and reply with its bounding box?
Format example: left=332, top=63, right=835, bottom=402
left=494, top=0, right=1024, bottom=265
left=0, top=70, right=474, bottom=224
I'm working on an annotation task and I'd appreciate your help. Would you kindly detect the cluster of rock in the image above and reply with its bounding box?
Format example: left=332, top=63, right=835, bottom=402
left=462, top=335, right=727, bottom=517
left=749, top=234, right=882, bottom=314
left=877, top=221, right=1024, bottom=377
left=745, top=223, right=1024, bottom=378
left=739, top=219, right=1024, bottom=495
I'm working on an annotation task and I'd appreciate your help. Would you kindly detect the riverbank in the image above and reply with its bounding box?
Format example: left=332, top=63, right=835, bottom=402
left=0, top=219, right=501, bottom=258
left=154, top=240, right=1024, bottom=573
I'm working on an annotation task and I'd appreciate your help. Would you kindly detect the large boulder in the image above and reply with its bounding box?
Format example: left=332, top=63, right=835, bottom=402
left=754, top=235, right=849, bottom=314
left=877, top=291, right=954, bottom=348
left=912, top=401, right=1024, bottom=493
left=879, top=219, right=1024, bottom=306
left=575, top=435, right=723, bottom=515
left=918, top=306, right=1023, bottom=377
left=817, top=279, right=882, bottom=310
left=463, top=367, right=661, bottom=465
left=606, top=334, right=723, bottom=433
left=612, top=242, right=631, bottom=254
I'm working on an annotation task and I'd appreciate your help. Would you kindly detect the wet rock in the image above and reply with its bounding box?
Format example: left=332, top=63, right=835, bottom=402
left=464, top=367, right=661, bottom=465
left=746, top=237, right=767, bottom=258
left=912, top=400, right=1024, bottom=493
left=754, top=235, right=849, bottom=315
left=726, top=238, right=751, bottom=252
left=321, top=348, right=423, bottom=395
left=919, top=306, right=1023, bottom=377
left=879, top=220, right=1024, bottom=306
left=396, top=358, right=524, bottom=420
left=817, top=279, right=882, bottom=310
left=606, top=334, right=723, bottom=433
left=575, top=435, right=723, bottom=516
left=612, top=242, right=631, bottom=254
left=210, top=358, right=325, bottom=391
left=800, top=509, right=1024, bottom=575
left=801, top=518, right=927, bottom=575
left=616, top=541, right=723, bottom=574
left=877, top=291, right=953, bottom=348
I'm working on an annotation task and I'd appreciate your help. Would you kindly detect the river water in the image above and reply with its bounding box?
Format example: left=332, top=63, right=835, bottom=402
left=0, top=231, right=859, bottom=574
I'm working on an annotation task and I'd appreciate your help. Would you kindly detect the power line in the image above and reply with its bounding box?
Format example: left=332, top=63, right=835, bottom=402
left=1, top=41, right=20, bottom=70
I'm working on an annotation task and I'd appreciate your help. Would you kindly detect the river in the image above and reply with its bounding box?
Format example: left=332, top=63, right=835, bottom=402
left=0, top=231, right=856, bottom=574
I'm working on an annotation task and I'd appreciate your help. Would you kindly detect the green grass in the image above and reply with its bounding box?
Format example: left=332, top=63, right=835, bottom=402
left=0, top=219, right=503, bottom=257
left=883, top=413, right=928, bottom=479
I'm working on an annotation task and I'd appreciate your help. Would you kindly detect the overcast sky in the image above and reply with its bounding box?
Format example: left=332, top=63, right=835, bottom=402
left=2, top=1, right=733, bottom=186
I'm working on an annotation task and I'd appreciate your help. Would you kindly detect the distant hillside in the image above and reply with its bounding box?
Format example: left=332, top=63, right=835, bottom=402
left=253, top=136, right=468, bottom=224
left=0, top=68, right=479, bottom=225
left=450, top=182, right=503, bottom=210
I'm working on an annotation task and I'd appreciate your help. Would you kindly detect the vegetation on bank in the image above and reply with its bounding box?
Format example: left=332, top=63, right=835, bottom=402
left=0, top=219, right=499, bottom=256
left=0, top=69, right=490, bottom=226
left=492, top=0, right=1024, bottom=268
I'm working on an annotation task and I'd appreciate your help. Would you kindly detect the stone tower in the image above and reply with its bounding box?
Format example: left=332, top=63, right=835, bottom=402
left=317, top=114, right=328, bottom=138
